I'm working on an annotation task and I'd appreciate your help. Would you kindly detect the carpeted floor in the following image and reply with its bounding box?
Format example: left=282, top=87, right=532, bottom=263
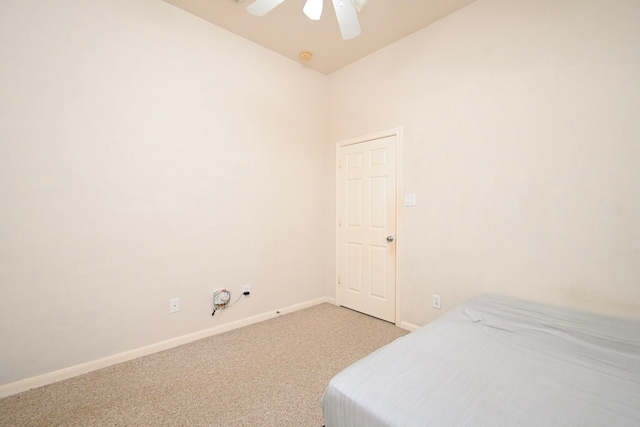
left=0, top=303, right=408, bottom=426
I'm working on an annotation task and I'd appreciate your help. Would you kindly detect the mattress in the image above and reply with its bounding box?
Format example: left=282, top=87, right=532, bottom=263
left=322, top=294, right=640, bottom=426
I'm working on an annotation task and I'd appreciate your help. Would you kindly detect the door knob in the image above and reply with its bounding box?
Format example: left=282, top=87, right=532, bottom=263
left=386, top=235, right=394, bottom=242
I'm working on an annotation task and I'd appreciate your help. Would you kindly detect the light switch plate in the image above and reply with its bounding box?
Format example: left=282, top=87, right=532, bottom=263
left=404, top=193, right=417, bottom=207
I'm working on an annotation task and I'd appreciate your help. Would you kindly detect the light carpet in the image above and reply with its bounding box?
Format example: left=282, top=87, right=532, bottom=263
left=0, top=303, right=408, bottom=426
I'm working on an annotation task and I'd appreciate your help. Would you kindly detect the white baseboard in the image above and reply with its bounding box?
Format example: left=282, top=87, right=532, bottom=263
left=399, top=321, right=421, bottom=332
left=0, top=296, right=333, bottom=398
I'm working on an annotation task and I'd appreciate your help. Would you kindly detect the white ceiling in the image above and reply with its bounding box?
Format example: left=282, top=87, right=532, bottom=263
left=161, top=0, right=478, bottom=74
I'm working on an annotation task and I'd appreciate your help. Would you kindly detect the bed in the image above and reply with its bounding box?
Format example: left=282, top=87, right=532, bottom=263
left=322, top=294, right=640, bottom=426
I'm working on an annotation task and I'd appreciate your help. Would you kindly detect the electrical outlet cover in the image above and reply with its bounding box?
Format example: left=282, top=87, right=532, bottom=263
left=170, top=298, right=180, bottom=313
left=213, top=290, right=230, bottom=305
left=432, top=294, right=441, bottom=310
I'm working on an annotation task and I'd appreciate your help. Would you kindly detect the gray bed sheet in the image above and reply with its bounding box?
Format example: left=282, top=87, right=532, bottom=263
left=322, top=294, right=640, bottom=426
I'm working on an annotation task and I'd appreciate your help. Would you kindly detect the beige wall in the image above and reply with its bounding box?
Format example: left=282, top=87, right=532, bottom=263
left=2, top=0, right=640, bottom=392
left=0, top=0, right=330, bottom=386
left=329, top=0, right=640, bottom=326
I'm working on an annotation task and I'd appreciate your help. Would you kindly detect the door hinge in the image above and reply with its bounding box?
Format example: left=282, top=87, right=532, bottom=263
left=337, top=275, right=341, bottom=285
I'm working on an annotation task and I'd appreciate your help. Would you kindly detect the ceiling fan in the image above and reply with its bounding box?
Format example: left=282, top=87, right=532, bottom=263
left=247, top=0, right=367, bottom=40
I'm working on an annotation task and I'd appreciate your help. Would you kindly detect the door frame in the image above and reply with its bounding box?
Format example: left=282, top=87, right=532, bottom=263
left=335, top=127, right=403, bottom=325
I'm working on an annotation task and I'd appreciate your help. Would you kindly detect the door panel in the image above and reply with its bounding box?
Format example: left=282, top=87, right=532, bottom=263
left=369, top=245, right=388, bottom=299
left=370, top=176, right=388, bottom=229
left=338, top=135, right=397, bottom=322
left=346, top=243, right=362, bottom=292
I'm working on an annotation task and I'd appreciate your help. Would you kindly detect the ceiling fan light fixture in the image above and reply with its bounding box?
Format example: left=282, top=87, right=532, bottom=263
left=299, top=51, right=313, bottom=61
left=303, top=0, right=323, bottom=20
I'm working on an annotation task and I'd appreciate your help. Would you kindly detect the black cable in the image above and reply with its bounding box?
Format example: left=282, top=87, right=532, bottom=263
left=225, top=292, right=244, bottom=309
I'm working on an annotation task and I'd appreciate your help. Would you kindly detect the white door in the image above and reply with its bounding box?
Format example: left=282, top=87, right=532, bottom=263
left=337, top=134, right=397, bottom=323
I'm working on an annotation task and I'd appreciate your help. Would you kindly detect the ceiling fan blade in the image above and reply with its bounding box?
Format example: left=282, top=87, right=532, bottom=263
left=303, top=0, right=323, bottom=20
left=332, top=0, right=361, bottom=40
left=247, top=0, right=286, bottom=17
